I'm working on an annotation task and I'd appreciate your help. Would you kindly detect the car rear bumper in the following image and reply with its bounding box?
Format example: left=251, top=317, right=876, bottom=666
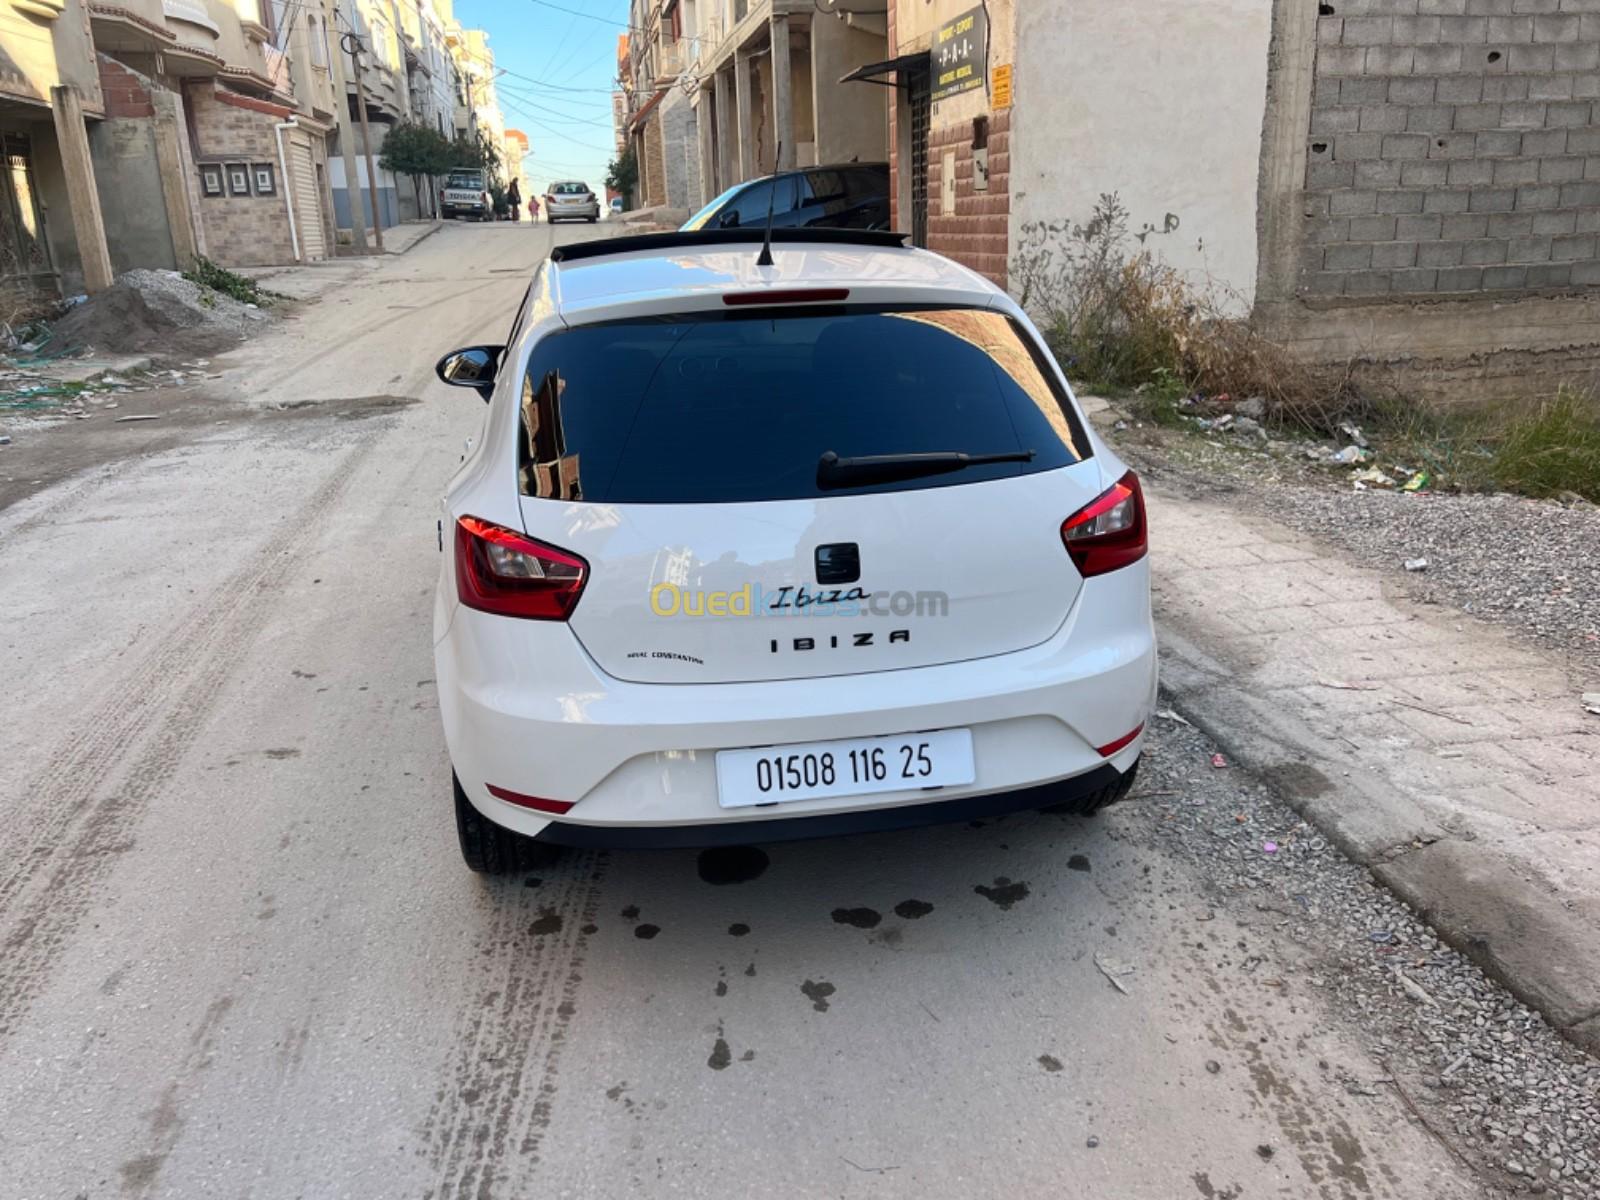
left=435, top=557, right=1156, bottom=842
left=532, top=767, right=1125, bottom=847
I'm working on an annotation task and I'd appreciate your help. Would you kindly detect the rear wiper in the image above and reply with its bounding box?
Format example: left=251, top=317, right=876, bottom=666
left=816, top=448, right=1035, bottom=490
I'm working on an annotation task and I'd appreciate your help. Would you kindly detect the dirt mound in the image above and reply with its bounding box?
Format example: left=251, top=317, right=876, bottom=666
left=50, top=269, right=272, bottom=358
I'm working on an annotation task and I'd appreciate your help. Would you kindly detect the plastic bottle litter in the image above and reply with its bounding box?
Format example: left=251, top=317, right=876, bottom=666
left=1328, top=445, right=1371, bottom=465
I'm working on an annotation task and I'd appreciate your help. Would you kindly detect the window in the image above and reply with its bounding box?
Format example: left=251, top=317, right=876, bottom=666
left=517, top=307, right=1088, bottom=505
left=199, top=163, right=224, bottom=196
left=227, top=163, right=251, bottom=195
left=797, top=169, right=845, bottom=209
left=715, top=176, right=794, bottom=227
left=252, top=163, right=276, bottom=195
left=309, top=14, right=328, bottom=68
left=844, top=167, right=888, bottom=202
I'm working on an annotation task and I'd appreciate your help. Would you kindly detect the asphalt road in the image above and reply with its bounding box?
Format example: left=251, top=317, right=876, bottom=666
left=0, top=224, right=1490, bottom=1199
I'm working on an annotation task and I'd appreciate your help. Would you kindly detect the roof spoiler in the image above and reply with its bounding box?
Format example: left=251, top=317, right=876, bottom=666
left=549, top=228, right=909, bottom=264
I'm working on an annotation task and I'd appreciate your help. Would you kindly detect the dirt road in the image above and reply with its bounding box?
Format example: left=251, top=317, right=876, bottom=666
left=0, top=223, right=1530, bottom=1198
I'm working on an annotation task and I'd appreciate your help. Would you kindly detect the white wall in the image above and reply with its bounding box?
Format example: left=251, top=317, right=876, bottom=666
left=1010, top=0, right=1273, bottom=311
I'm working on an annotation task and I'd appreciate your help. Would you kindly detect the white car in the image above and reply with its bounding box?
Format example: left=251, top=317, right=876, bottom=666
left=544, top=180, right=600, bottom=223
left=433, top=229, right=1156, bottom=873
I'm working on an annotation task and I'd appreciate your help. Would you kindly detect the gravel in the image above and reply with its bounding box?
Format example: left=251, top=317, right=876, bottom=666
left=1118, top=717, right=1600, bottom=1198
left=1259, top=488, right=1599, bottom=683
left=1101, top=412, right=1600, bottom=684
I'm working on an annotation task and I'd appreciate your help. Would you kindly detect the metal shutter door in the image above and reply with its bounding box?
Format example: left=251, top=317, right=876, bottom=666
left=290, top=139, right=326, bottom=262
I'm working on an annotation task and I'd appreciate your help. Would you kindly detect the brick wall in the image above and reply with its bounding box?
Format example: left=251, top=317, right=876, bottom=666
left=97, top=55, right=154, bottom=119
left=926, top=111, right=1011, bottom=288
left=1304, top=0, right=1600, bottom=298
left=644, top=110, right=667, bottom=208
left=185, top=83, right=296, bottom=267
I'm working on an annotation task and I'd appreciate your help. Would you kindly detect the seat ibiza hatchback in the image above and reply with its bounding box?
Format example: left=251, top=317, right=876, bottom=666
left=433, top=228, right=1155, bottom=873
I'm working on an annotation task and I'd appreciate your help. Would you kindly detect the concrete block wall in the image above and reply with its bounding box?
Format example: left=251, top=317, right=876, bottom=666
left=1304, top=0, right=1600, bottom=298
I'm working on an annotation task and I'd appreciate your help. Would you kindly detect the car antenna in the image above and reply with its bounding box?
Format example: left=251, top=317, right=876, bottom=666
left=756, top=143, right=782, bottom=267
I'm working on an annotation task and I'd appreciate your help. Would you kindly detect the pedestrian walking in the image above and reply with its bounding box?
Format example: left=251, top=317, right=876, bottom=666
left=507, top=178, right=522, bottom=223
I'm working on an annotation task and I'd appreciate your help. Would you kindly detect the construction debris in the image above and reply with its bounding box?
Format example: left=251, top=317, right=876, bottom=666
left=49, top=269, right=273, bottom=358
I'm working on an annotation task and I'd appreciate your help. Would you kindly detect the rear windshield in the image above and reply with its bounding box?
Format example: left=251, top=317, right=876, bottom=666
left=446, top=172, right=481, bottom=188
left=551, top=182, right=590, bottom=195
left=517, top=306, right=1090, bottom=504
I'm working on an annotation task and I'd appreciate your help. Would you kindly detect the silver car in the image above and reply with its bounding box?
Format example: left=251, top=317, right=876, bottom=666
left=544, top=181, right=600, bottom=223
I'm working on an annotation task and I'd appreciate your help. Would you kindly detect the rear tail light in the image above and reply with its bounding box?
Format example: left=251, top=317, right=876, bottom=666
left=454, top=516, right=587, bottom=620
left=1061, top=470, right=1148, bottom=578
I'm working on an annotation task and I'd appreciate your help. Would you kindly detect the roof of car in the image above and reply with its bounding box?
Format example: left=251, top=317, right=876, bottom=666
left=548, top=230, right=999, bottom=319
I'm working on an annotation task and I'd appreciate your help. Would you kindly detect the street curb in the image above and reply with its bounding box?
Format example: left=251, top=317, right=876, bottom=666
left=387, top=220, right=443, bottom=255
left=1157, top=615, right=1600, bottom=1060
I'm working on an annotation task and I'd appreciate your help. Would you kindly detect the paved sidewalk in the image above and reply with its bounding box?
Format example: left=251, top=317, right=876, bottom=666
left=1147, top=487, right=1600, bottom=1055
left=381, top=218, right=443, bottom=254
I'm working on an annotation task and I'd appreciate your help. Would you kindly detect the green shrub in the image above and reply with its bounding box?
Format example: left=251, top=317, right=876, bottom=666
left=183, top=256, right=277, bottom=306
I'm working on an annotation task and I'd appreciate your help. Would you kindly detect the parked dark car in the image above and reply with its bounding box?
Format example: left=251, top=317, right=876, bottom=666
left=681, top=163, right=889, bottom=233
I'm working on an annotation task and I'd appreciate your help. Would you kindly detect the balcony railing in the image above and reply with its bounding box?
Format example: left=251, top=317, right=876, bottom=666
left=655, top=39, right=683, bottom=80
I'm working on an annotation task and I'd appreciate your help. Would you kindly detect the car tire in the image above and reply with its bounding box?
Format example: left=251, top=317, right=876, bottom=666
left=454, top=772, right=564, bottom=874
left=1041, top=757, right=1140, bottom=817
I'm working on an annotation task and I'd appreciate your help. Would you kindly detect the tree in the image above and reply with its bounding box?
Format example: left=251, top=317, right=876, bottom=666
left=379, top=120, right=455, bottom=217
left=605, top=147, right=638, bottom=208
left=446, top=132, right=503, bottom=185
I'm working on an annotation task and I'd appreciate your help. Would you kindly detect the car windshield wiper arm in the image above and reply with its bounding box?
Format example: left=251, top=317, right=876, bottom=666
left=816, top=448, right=1036, bottom=490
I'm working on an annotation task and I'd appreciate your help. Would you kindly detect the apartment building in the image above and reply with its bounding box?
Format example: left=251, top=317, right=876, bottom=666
left=621, top=0, right=701, bottom=215
left=692, top=0, right=888, bottom=199
left=1, top=0, right=505, bottom=296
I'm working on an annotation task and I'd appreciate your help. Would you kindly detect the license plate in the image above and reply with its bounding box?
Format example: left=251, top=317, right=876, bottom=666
left=715, top=729, right=974, bottom=809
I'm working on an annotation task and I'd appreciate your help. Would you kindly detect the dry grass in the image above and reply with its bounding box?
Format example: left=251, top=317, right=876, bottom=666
left=1012, top=196, right=1600, bottom=502
left=0, top=280, right=56, bottom=336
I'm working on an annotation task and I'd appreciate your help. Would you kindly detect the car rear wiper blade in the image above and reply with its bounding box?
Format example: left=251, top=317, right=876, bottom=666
left=816, top=448, right=1035, bottom=490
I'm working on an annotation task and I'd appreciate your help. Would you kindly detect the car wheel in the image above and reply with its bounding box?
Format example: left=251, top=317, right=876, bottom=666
left=1041, top=757, right=1140, bottom=817
left=587, top=215, right=597, bottom=223
left=454, top=772, right=564, bottom=874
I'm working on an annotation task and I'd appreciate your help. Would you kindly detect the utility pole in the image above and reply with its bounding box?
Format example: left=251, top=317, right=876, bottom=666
left=332, top=27, right=369, bottom=253
left=342, top=31, right=385, bottom=252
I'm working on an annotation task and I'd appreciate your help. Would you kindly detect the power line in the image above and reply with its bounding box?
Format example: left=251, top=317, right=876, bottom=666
left=450, top=38, right=620, bottom=93
left=536, top=9, right=581, bottom=80
left=525, top=0, right=648, bottom=35
left=494, top=82, right=617, bottom=127
left=497, top=98, right=618, bottom=152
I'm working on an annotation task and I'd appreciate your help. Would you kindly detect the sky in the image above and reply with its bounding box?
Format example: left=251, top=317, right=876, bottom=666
left=456, top=0, right=632, bottom=196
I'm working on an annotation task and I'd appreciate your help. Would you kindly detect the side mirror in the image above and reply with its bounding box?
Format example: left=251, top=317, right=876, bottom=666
left=436, top=345, right=504, bottom=402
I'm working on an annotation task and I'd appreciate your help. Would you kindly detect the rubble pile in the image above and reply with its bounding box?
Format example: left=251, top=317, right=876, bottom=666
left=49, top=269, right=270, bottom=357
